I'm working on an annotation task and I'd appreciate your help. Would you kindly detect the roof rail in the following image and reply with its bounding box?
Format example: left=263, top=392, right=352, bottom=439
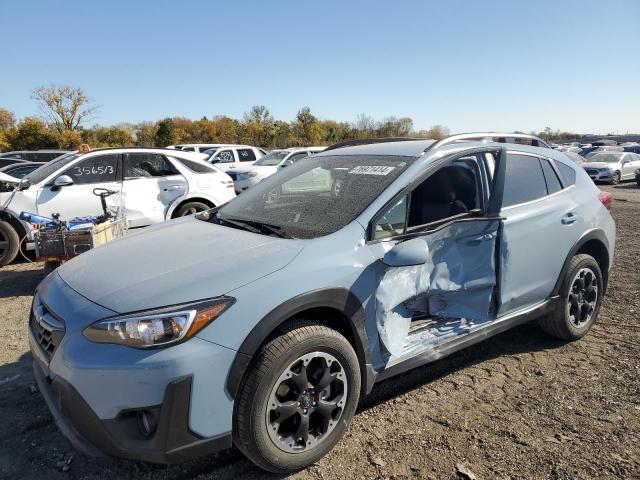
left=427, top=132, right=551, bottom=151
left=324, top=137, right=426, bottom=152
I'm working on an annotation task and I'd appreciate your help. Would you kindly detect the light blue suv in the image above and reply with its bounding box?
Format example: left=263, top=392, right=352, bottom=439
left=30, top=134, right=615, bottom=473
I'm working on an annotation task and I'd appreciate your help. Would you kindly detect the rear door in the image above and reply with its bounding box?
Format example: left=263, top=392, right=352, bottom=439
left=121, top=152, right=187, bottom=227
left=497, top=152, right=580, bottom=316
left=210, top=149, right=237, bottom=171
left=36, top=153, right=122, bottom=219
left=370, top=150, right=504, bottom=355
left=622, top=153, right=640, bottom=179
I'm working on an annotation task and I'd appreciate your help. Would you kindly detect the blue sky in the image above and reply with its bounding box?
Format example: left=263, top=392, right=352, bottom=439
left=1, top=0, right=638, bottom=134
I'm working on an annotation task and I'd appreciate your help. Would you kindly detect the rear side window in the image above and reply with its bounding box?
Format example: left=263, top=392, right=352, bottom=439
left=540, top=159, right=562, bottom=194
left=502, top=154, right=547, bottom=207
left=555, top=161, right=576, bottom=187
left=237, top=149, right=256, bottom=162
left=124, top=153, right=179, bottom=178
left=173, top=157, right=216, bottom=173
left=63, top=154, right=119, bottom=184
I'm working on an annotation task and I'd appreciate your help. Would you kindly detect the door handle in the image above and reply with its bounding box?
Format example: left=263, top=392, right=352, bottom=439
left=162, top=185, right=183, bottom=191
left=461, top=233, right=495, bottom=245
left=561, top=212, right=578, bottom=225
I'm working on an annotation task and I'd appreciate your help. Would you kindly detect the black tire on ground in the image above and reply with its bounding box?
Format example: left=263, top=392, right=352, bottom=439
left=539, top=254, right=603, bottom=341
left=611, top=171, right=621, bottom=185
left=0, top=221, right=20, bottom=268
left=173, top=201, right=210, bottom=217
left=234, top=320, right=361, bottom=473
left=43, top=260, right=62, bottom=276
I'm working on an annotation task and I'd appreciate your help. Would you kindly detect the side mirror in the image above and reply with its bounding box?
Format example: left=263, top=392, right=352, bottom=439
left=53, top=175, right=74, bottom=188
left=210, top=158, right=220, bottom=164
left=382, top=237, right=429, bottom=267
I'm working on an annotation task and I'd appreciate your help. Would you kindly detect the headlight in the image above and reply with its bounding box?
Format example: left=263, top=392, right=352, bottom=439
left=83, top=297, right=234, bottom=348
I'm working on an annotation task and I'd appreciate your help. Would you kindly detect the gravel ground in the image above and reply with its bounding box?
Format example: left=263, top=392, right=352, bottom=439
left=0, top=184, right=638, bottom=480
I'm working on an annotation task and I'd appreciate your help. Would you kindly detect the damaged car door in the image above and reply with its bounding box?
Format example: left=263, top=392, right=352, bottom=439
left=371, top=150, right=505, bottom=357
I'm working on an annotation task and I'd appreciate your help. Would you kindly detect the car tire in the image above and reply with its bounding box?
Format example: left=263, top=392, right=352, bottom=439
left=538, top=254, right=603, bottom=341
left=234, top=320, right=361, bottom=473
left=610, top=171, right=621, bottom=185
left=173, top=202, right=210, bottom=217
left=0, top=221, right=20, bottom=267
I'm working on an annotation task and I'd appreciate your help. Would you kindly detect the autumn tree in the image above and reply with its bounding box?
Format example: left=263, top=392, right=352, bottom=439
left=0, top=108, right=15, bottom=131
left=10, top=117, right=57, bottom=149
left=32, top=85, right=100, bottom=133
left=155, top=118, right=176, bottom=146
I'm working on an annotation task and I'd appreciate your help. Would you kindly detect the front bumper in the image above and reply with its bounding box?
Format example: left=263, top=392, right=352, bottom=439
left=29, top=273, right=237, bottom=463
left=584, top=169, right=612, bottom=181
left=33, top=360, right=231, bottom=463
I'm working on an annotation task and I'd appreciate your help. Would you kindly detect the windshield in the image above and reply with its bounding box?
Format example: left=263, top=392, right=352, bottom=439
left=23, top=152, right=81, bottom=184
left=253, top=151, right=289, bottom=166
left=586, top=153, right=622, bottom=163
left=215, top=154, right=416, bottom=239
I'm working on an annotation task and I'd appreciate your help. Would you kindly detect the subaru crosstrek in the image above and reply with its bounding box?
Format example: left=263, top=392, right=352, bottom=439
left=30, top=133, right=615, bottom=473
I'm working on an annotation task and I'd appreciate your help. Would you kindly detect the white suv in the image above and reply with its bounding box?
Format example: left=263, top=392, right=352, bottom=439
left=203, top=145, right=266, bottom=171
left=0, top=148, right=235, bottom=266
left=227, top=147, right=326, bottom=193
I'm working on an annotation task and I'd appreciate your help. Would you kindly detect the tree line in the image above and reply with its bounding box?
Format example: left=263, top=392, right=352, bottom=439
left=0, top=85, right=454, bottom=152
left=0, top=84, right=585, bottom=152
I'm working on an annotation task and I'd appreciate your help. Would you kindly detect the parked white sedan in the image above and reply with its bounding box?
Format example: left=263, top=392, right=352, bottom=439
left=227, top=147, right=326, bottom=193
left=0, top=148, right=235, bottom=266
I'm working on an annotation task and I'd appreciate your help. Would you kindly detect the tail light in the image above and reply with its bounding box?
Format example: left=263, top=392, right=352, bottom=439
left=598, top=191, right=612, bottom=211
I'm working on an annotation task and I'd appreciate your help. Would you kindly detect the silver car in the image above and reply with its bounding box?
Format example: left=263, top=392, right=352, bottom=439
left=582, top=151, right=640, bottom=184
left=30, top=133, right=615, bottom=473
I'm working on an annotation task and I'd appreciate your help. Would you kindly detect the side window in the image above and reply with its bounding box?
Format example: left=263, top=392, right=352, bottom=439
left=237, top=149, right=257, bottom=162
left=502, top=154, right=547, bottom=207
left=63, top=154, right=119, bottom=184
left=214, top=150, right=235, bottom=163
left=540, top=158, right=562, bottom=194
left=555, top=161, right=576, bottom=187
left=123, top=153, right=179, bottom=178
left=172, top=157, right=216, bottom=173
left=373, top=196, right=408, bottom=240
left=408, top=159, right=481, bottom=228
left=282, top=152, right=309, bottom=167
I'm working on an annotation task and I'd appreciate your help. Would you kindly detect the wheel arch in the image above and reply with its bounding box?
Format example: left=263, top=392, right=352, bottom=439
left=0, top=210, right=28, bottom=238
left=226, top=288, right=373, bottom=400
left=551, top=228, right=610, bottom=296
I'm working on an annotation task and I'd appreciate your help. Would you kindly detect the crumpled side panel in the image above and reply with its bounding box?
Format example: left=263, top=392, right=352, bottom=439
left=375, top=219, right=500, bottom=357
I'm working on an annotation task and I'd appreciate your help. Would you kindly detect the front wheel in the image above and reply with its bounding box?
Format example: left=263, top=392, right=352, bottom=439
left=538, top=254, right=603, bottom=341
left=234, top=321, right=361, bottom=473
left=0, top=221, right=20, bottom=267
left=610, top=171, right=621, bottom=185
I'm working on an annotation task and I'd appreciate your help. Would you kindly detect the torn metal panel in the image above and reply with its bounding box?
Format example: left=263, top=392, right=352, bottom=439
left=376, top=218, right=500, bottom=357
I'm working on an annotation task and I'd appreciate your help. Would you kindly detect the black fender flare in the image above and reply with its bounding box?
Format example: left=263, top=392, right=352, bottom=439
left=225, top=288, right=373, bottom=399
left=551, top=228, right=610, bottom=296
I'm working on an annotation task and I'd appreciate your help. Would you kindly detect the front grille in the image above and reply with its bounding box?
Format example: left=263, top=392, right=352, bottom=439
left=227, top=173, right=237, bottom=181
left=585, top=169, right=599, bottom=175
left=29, top=294, right=65, bottom=361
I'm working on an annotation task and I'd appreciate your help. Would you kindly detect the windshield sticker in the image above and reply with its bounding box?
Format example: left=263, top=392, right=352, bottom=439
left=348, top=166, right=395, bottom=176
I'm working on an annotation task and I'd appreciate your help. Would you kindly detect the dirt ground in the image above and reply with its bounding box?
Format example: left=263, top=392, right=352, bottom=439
left=0, top=184, right=638, bottom=480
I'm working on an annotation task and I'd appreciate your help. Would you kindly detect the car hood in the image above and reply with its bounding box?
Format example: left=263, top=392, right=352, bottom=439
left=583, top=162, right=617, bottom=169
left=57, top=217, right=304, bottom=313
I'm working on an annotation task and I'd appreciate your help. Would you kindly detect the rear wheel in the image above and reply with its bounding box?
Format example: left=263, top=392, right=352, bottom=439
left=539, top=254, right=603, bottom=340
left=173, top=201, right=210, bottom=217
left=610, top=171, right=621, bottom=185
left=0, top=221, right=20, bottom=267
left=234, top=321, right=360, bottom=473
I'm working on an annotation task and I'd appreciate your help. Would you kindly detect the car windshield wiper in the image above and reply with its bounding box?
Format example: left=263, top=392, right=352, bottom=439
left=218, top=215, right=263, bottom=235
left=218, top=215, right=294, bottom=239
